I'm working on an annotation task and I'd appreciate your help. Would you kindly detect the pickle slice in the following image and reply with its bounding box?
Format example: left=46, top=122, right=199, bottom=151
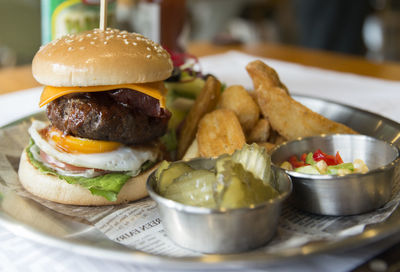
left=217, top=161, right=248, bottom=209
left=157, top=162, right=194, bottom=195
left=217, top=160, right=279, bottom=209
left=155, top=160, right=170, bottom=181
left=231, top=143, right=273, bottom=188
left=215, top=154, right=232, bottom=197
left=163, top=170, right=217, bottom=208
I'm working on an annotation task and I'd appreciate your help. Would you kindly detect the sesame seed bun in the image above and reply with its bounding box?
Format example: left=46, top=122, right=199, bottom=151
left=18, top=149, right=159, bottom=206
left=32, top=28, right=173, bottom=87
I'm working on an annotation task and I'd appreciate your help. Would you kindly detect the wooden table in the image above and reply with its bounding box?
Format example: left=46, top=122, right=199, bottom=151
left=0, top=42, right=399, bottom=95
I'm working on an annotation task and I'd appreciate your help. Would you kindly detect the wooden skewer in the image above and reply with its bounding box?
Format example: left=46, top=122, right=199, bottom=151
left=100, top=0, right=107, bottom=30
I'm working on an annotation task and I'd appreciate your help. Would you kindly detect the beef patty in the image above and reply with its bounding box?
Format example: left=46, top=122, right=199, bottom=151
left=46, top=89, right=171, bottom=145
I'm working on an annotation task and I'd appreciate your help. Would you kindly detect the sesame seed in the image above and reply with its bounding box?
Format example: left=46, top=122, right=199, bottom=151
left=93, top=37, right=98, bottom=40
left=79, top=46, right=85, bottom=50
left=78, top=38, right=83, bottom=42
left=146, top=55, right=151, bottom=59
left=68, top=47, right=73, bottom=51
left=121, top=30, right=127, bottom=34
left=104, top=41, right=108, bottom=45
left=146, top=47, right=151, bottom=51
left=86, top=34, right=92, bottom=37
left=90, top=41, right=95, bottom=45
left=132, top=42, right=137, bottom=46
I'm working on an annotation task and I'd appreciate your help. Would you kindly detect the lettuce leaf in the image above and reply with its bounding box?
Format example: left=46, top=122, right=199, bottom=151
left=26, top=139, right=133, bottom=202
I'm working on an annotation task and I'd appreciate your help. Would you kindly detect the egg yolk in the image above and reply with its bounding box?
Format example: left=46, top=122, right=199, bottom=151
left=48, top=127, right=121, bottom=154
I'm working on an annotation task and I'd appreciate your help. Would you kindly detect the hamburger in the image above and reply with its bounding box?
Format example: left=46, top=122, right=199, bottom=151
left=18, top=28, right=173, bottom=205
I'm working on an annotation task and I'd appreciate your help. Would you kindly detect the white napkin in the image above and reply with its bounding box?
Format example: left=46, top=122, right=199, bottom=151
left=0, top=87, right=42, bottom=127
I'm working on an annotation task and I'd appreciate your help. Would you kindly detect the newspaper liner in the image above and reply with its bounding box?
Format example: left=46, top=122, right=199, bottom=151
left=0, top=119, right=399, bottom=257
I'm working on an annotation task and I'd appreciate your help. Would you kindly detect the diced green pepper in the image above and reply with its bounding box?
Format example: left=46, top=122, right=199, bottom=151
left=326, top=163, right=354, bottom=175
left=305, top=152, right=316, bottom=165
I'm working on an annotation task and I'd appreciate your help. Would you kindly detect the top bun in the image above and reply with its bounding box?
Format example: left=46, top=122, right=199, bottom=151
left=32, top=28, right=173, bottom=87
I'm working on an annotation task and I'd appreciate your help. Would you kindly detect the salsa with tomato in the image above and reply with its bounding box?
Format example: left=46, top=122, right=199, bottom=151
left=281, top=149, right=368, bottom=175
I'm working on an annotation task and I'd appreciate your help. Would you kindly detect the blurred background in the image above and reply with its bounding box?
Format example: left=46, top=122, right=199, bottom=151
left=1, top=0, right=400, bottom=67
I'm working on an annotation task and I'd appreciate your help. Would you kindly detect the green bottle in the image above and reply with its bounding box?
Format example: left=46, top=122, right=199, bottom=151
left=41, top=0, right=116, bottom=44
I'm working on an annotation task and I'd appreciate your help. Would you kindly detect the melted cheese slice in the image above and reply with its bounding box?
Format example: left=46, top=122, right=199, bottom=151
left=39, top=81, right=167, bottom=108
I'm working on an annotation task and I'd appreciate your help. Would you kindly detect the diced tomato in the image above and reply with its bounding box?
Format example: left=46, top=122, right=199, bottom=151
left=288, top=155, right=307, bottom=168
left=325, top=155, right=336, bottom=166
left=335, top=151, right=344, bottom=164
left=313, top=149, right=337, bottom=166
left=291, top=149, right=344, bottom=169
left=313, top=149, right=325, bottom=162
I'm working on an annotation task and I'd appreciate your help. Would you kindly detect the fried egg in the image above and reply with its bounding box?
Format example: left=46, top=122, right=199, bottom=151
left=29, top=120, right=157, bottom=172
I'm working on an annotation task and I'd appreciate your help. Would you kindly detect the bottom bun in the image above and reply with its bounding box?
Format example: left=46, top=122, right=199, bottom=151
left=18, top=149, right=158, bottom=206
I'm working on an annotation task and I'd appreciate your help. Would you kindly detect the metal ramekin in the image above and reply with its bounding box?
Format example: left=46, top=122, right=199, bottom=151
left=147, top=159, right=292, bottom=254
left=271, top=134, right=400, bottom=216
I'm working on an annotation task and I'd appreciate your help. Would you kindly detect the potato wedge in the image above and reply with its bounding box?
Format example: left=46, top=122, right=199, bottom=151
left=247, top=118, right=270, bottom=142
left=177, top=76, right=221, bottom=158
left=197, top=109, right=246, bottom=158
left=182, top=139, right=199, bottom=161
left=255, top=86, right=357, bottom=139
left=246, top=60, right=289, bottom=95
left=246, top=60, right=357, bottom=139
left=218, top=85, right=260, bottom=132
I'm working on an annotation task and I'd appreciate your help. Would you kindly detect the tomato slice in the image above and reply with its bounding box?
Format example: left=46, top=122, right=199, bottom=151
left=300, top=153, right=307, bottom=162
left=40, top=150, right=92, bottom=172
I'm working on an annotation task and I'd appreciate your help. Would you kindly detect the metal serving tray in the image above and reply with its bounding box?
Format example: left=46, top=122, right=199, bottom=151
left=1, top=95, right=400, bottom=270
